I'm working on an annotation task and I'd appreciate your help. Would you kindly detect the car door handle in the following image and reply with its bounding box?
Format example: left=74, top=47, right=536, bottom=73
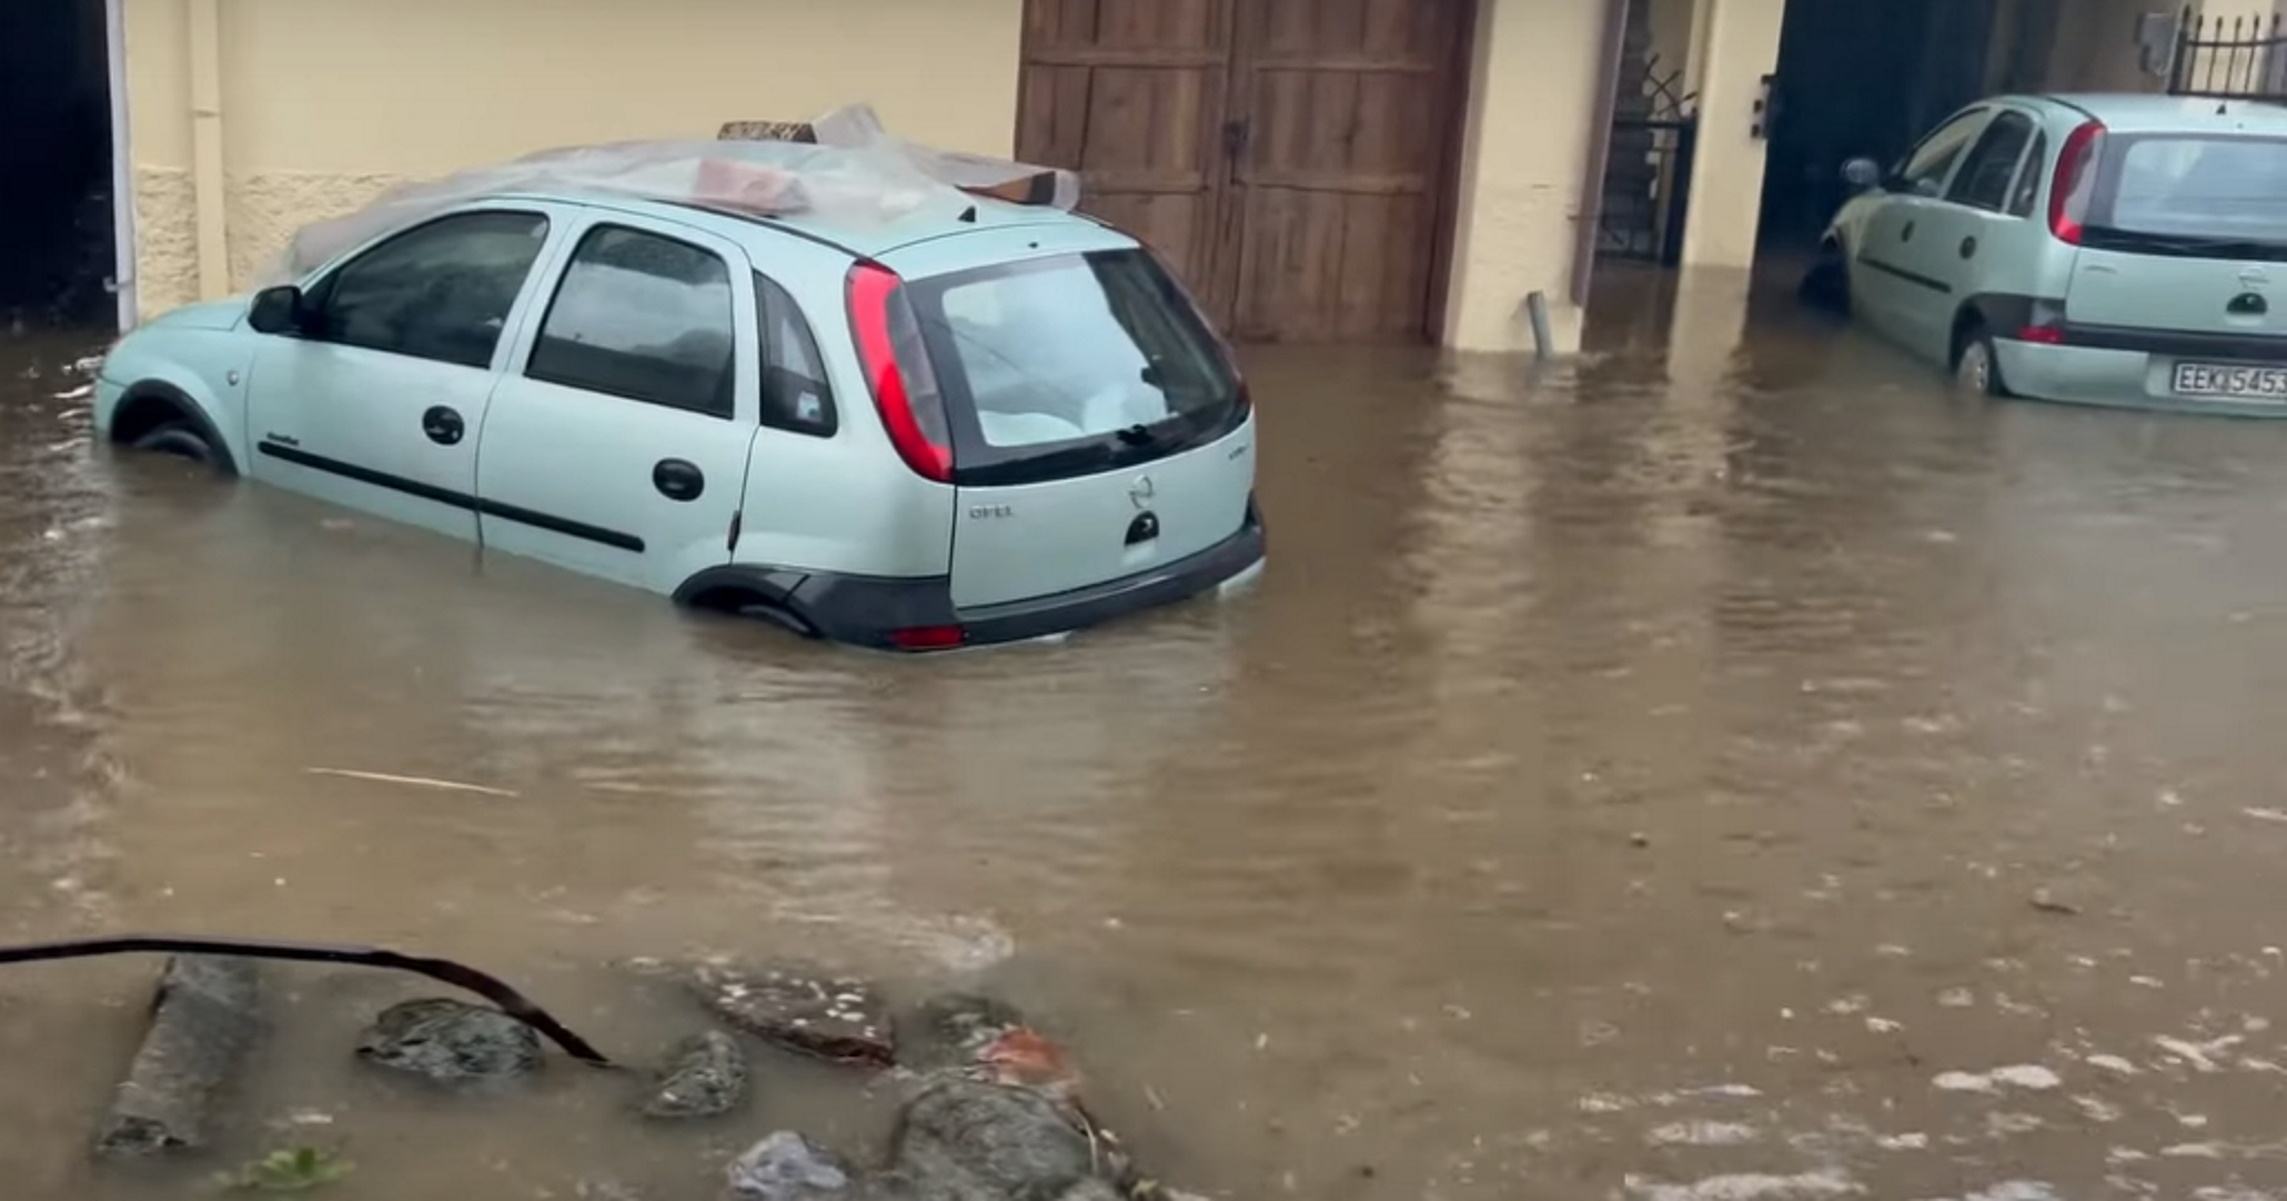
left=652, top=458, right=704, bottom=502
left=1901, top=221, right=1915, bottom=243
left=421, top=405, right=464, bottom=446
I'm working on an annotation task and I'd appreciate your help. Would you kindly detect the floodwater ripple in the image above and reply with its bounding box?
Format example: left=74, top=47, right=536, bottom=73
left=3, top=290, right=2287, bottom=1198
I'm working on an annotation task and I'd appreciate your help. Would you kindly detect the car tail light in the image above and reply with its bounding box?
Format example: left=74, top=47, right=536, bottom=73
left=888, top=624, right=967, bottom=651
left=2048, top=120, right=2105, bottom=246
left=845, top=262, right=952, bottom=483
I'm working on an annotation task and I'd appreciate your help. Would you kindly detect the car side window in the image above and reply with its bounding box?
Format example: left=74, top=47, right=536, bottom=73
left=526, top=225, right=738, bottom=419
left=1899, top=111, right=1989, bottom=195
left=756, top=273, right=837, bottom=437
left=314, top=210, right=550, bottom=370
left=1947, top=112, right=2038, bottom=211
left=2006, top=132, right=2049, bottom=217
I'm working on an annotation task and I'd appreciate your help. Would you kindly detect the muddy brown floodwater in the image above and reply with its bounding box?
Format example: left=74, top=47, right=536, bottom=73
left=7, top=272, right=2287, bottom=1200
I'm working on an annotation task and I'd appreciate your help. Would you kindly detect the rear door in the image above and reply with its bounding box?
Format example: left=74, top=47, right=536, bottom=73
left=2064, top=131, right=2287, bottom=388
left=475, top=212, right=758, bottom=593
left=1920, top=108, right=2046, bottom=357
left=892, top=230, right=1254, bottom=610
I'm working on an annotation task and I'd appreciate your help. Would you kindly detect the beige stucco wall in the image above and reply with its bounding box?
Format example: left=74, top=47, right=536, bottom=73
left=2201, top=0, right=2286, bottom=25
left=125, top=0, right=1634, bottom=357
left=1647, top=0, right=1703, bottom=97
left=124, top=0, right=1025, bottom=317
left=1442, top=0, right=1607, bottom=354
left=2041, top=0, right=2172, bottom=92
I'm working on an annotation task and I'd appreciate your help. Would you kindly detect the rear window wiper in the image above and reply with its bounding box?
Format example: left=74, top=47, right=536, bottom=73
left=2087, top=226, right=2287, bottom=257
left=1115, top=423, right=1158, bottom=447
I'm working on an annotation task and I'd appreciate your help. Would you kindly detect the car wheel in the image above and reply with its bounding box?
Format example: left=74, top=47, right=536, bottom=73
left=1798, top=246, right=1851, bottom=315
left=1954, top=331, right=2007, bottom=398
left=130, top=420, right=219, bottom=466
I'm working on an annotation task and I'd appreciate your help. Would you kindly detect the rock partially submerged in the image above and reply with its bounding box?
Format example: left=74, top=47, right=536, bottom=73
left=725, top=1073, right=1144, bottom=1201
left=909, top=992, right=1026, bottom=1066
left=910, top=993, right=1081, bottom=1101
left=879, top=1076, right=1109, bottom=1201
left=654, top=961, right=894, bottom=1066
left=579, top=1177, right=652, bottom=1201
left=725, top=1131, right=855, bottom=1200
left=643, top=1030, right=749, bottom=1120
left=355, top=998, right=541, bottom=1083
left=95, top=955, right=263, bottom=1158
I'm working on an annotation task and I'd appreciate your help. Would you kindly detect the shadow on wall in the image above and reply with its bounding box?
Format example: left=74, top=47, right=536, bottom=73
left=0, top=0, right=116, bottom=329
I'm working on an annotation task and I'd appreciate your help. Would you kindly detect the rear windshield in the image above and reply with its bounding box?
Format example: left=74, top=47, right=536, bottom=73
left=2091, top=134, right=2287, bottom=257
left=905, top=248, right=1245, bottom=486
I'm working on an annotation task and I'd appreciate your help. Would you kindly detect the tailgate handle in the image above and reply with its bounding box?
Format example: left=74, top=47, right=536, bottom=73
left=1125, top=512, right=1160, bottom=546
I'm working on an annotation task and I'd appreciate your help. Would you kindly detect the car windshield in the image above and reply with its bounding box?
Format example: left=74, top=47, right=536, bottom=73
left=907, top=249, right=1242, bottom=483
left=2096, top=134, right=2287, bottom=247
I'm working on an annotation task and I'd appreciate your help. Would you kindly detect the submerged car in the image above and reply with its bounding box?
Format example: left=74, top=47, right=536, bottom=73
left=93, top=181, right=1264, bottom=651
left=1802, top=93, right=2287, bottom=417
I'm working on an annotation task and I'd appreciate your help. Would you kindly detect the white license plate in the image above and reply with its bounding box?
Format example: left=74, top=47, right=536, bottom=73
left=2172, top=361, right=2287, bottom=400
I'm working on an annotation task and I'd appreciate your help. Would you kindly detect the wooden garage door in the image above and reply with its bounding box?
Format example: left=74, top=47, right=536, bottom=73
left=1016, top=0, right=1235, bottom=295
left=1017, top=0, right=1473, bottom=344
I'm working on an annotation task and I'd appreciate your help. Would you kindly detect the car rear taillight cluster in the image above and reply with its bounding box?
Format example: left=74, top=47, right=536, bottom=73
left=845, top=262, right=954, bottom=484
left=2048, top=119, right=2106, bottom=246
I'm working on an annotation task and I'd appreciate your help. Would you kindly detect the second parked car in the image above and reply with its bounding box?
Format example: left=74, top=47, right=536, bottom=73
left=1804, top=93, right=2287, bottom=417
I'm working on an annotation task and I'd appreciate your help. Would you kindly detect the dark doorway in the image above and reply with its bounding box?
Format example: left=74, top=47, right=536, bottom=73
left=0, top=0, right=117, bottom=330
left=1756, top=0, right=2000, bottom=256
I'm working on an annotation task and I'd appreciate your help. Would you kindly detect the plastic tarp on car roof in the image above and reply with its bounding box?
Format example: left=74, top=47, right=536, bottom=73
left=262, top=104, right=1083, bottom=284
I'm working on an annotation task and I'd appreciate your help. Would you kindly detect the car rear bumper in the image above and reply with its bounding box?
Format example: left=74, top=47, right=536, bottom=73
left=778, top=503, right=1266, bottom=651
left=1995, top=338, right=2287, bottom=418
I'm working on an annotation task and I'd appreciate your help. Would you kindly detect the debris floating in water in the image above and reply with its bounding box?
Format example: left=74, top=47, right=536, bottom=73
left=95, top=955, right=263, bottom=1159
left=305, top=768, right=519, bottom=798
left=357, top=998, right=543, bottom=1083
left=641, top=1030, right=749, bottom=1120
left=1933, top=1064, right=2062, bottom=1094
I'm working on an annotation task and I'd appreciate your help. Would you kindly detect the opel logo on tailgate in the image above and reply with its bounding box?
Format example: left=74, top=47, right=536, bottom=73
left=2242, top=265, right=2271, bottom=290
left=1128, top=475, right=1156, bottom=510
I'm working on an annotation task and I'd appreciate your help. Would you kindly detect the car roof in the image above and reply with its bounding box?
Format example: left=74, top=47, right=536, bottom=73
left=487, top=187, right=1106, bottom=260
left=2024, top=92, right=2287, bottom=134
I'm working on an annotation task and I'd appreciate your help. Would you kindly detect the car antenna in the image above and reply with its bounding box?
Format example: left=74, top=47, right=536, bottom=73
left=957, top=204, right=978, bottom=223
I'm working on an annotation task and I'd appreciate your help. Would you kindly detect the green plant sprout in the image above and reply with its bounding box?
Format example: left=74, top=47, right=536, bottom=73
left=219, top=1145, right=354, bottom=1193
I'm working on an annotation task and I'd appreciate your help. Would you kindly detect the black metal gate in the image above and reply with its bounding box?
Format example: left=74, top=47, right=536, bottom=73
left=2170, top=8, right=2287, bottom=99
left=1597, top=57, right=1697, bottom=266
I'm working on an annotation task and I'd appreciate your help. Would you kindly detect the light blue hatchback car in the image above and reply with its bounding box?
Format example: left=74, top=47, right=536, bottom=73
left=1804, top=93, right=2287, bottom=418
left=93, top=172, right=1264, bottom=651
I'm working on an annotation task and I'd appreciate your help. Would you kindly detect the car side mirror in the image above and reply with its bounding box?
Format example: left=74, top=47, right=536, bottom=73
left=1841, top=157, right=1883, bottom=191
left=248, top=285, right=310, bottom=335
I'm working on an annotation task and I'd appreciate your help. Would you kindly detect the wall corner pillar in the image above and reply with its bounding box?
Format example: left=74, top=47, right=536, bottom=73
left=1676, top=0, right=1786, bottom=270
